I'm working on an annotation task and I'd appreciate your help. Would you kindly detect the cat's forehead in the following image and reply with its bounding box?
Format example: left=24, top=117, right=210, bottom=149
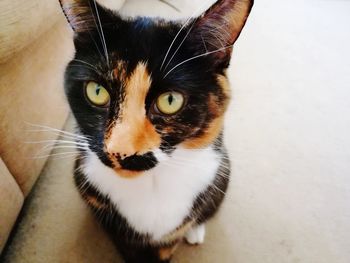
left=130, top=16, right=180, bottom=31
left=77, top=18, right=182, bottom=58
left=64, top=0, right=253, bottom=79
left=111, top=17, right=185, bottom=56
left=75, top=18, right=200, bottom=85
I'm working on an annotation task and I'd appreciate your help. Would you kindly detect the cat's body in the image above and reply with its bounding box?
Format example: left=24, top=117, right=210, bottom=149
left=75, top=139, right=229, bottom=262
left=59, top=0, right=253, bottom=262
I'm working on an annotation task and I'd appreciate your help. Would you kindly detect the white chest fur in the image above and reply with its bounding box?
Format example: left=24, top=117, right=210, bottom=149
left=82, top=147, right=220, bottom=241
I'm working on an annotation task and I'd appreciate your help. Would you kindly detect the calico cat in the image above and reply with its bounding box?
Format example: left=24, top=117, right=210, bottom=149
left=59, top=0, right=253, bottom=262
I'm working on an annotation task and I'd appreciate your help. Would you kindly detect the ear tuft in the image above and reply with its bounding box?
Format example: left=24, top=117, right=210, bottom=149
left=191, top=0, right=253, bottom=65
left=59, top=0, right=96, bottom=32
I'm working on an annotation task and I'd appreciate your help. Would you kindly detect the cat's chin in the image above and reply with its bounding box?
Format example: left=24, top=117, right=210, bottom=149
left=112, top=167, right=152, bottom=178
left=112, top=169, right=143, bottom=178
left=96, top=151, right=158, bottom=178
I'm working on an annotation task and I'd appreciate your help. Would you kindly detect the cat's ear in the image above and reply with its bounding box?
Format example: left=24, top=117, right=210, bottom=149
left=191, top=0, right=253, bottom=66
left=59, top=0, right=106, bottom=32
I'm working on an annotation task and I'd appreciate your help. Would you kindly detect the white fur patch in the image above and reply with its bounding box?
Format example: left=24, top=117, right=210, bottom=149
left=82, top=147, right=220, bottom=241
left=185, top=224, right=206, bottom=245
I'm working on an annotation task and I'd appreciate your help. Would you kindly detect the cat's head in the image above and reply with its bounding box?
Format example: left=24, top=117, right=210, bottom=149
left=60, top=0, right=253, bottom=177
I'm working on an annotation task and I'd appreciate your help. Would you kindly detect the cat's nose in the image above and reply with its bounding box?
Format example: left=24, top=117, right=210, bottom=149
left=116, top=152, right=157, bottom=171
left=104, top=118, right=161, bottom=161
left=110, top=152, right=136, bottom=160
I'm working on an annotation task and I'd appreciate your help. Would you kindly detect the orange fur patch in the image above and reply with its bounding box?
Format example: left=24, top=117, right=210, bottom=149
left=105, top=62, right=161, bottom=176
left=183, top=74, right=230, bottom=149
left=114, top=169, right=144, bottom=179
left=158, top=244, right=179, bottom=261
left=112, top=60, right=127, bottom=82
left=208, top=93, right=221, bottom=117
left=182, top=116, right=224, bottom=149
left=217, top=74, right=231, bottom=104
left=85, top=195, right=108, bottom=209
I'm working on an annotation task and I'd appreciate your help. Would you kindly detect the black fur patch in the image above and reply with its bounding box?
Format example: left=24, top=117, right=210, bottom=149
left=118, top=152, right=157, bottom=171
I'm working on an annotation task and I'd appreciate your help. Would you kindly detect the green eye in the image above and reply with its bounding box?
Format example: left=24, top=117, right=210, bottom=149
left=156, top=91, right=184, bottom=115
left=85, top=81, right=110, bottom=106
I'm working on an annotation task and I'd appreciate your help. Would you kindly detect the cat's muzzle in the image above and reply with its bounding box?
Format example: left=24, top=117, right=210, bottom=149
left=117, top=152, right=157, bottom=171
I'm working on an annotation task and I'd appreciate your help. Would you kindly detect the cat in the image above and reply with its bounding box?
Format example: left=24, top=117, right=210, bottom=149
left=59, top=0, right=253, bottom=262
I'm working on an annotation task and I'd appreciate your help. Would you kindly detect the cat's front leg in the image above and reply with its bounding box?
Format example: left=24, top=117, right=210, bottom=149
left=185, top=224, right=206, bottom=245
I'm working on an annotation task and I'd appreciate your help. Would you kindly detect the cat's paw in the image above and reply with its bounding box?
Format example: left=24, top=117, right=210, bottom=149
left=185, top=224, right=206, bottom=245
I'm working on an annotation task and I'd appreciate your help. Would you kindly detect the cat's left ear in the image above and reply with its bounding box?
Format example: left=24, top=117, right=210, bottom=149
left=59, top=0, right=108, bottom=33
left=190, top=0, right=254, bottom=67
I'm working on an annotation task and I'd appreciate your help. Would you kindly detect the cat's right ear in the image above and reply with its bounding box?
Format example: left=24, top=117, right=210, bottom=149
left=189, top=0, right=254, bottom=68
left=59, top=0, right=99, bottom=32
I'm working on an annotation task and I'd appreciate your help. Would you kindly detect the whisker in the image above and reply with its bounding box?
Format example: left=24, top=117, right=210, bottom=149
left=69, top=76, right=94, bottom=81
left=30, top=151, right=80, bottom=159
left=33, top=142, right=87, bottom=153
left=27, top=133, right=89, bottom=144
left=162, top=18, right=197, bottom=71
left=25, top=122, right=91, bottom=141
left=164, top=45, right=233, bottom=79
left=27, top=130, right=89, bottom=142
left=158, top=0, right=181, bottom=12
left=159, top=0, right=212, bottom=70
left=211, top=32, right=225, bottom=49
left=93, top=0, right=109, bottom=66
left=172, top=155, right=230, bottom=169
left=210, top=183, right=226, bottom=195
left=42, top=145, right=88, bottom=151
left=86, top=29, right=107, bottom=62
left=201, top=34, right=208, bottom=53
left=25, top=139, right=89, bottom=145
left=71, top=59, right=99, bottom=71
left=69, top=64, right=101, bottom=75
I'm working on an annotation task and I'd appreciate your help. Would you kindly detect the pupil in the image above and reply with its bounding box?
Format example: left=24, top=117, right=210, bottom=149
left=168, top=94, right=174, bottom=105
left=96, top=86, right=100, bottom=96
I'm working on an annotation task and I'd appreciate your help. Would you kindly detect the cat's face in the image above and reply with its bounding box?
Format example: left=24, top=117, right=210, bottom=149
left=60, top=0, right=252, bottom=177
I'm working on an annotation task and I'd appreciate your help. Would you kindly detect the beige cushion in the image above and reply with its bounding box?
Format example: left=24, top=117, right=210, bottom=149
left=0, top=0, right=72, bottom=253
left=0, top=158, right=23, bottom=252
left=0, top=0, right=62, bottom=64
left=0, top=17, right=73, bottom=196
left=0, top=0, right=126, bottom=64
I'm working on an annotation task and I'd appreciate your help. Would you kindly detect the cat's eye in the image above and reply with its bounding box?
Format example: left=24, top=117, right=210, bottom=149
left=156, top=91, right=184, bottom=115
left=85, top=81, right=110, bottom=107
